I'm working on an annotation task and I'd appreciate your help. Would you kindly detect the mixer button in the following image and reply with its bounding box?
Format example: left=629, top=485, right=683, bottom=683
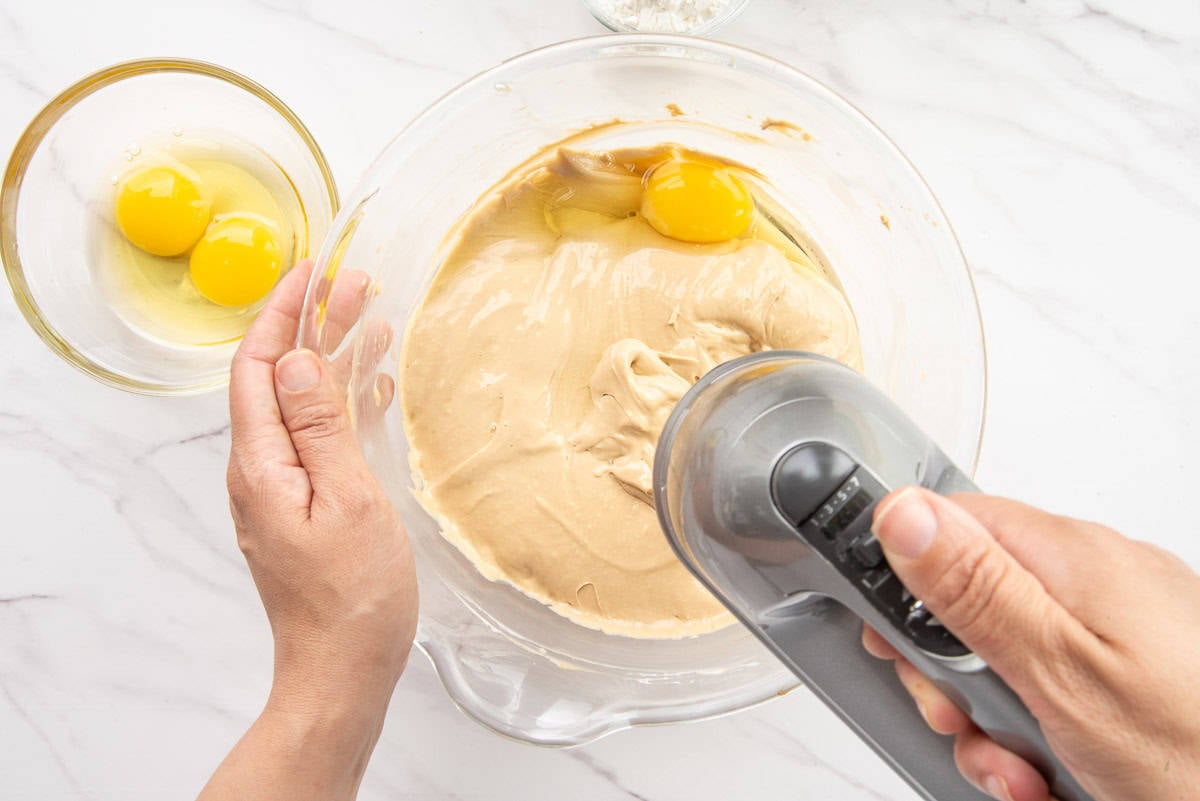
left=851, top=534, right=884, bottom=568
left=859, top=568, right=892, bottom=591
left=771, top=442, right=857, bottom=526
left=905, top=599, right=929, bottom=626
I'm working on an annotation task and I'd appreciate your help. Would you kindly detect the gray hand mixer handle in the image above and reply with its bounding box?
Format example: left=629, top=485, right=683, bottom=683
left=654, top=351, right=1094, bottom=801
left=771, top=463, right=1092, bottom=801
left=758, top=595, right=996, bottom=800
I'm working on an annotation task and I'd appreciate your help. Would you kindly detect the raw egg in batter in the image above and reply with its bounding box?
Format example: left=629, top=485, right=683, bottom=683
left=641, top=157, right=754, bottom=243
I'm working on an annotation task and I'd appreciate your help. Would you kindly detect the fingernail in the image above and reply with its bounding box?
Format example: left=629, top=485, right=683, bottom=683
left=983, top=775, right=1015, bottom=801
left=277, top=350, right=320, bottom=392
left=872, top=488, right=938, bottom=558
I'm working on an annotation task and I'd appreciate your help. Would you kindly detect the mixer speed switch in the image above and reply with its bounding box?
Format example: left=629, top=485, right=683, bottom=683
left=851, top=534, right=884, bottom=568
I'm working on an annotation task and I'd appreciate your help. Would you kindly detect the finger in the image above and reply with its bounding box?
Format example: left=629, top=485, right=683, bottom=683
left=300, top=267, right=395, bottom=430
left=374, top=374, right=395, bottom=409
left=320, top=270, right=374, bottom=356
left=893, top=657, right=971, bottom=735
left=954, top=725, right=1052, bottom=801
left=331, top=317, right=394, bottom=389
left=864, top=623, right=972, bottom=738
left=321, top=316, right=395, bottom=432
left=862, top=623, right=901, bottom=660
left=274, top=348, right=373, bottom=511
left=361, top=373, right=396, bottom=427
left=871, top=488, right=1100, bottom=705
left=229, top=260, right=316, bottom=473
left=949, top=493, right=1130, bottom=620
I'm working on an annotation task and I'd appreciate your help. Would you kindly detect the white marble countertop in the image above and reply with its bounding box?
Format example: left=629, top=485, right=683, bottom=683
left=3, top=1, right=1199, bottom=799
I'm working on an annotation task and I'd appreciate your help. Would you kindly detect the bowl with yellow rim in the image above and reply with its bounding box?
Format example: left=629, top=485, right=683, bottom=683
left=1, top=58, right=338, bottom=395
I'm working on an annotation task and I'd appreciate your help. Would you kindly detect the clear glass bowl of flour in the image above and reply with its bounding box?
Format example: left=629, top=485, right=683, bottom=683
left=298, top=35, right=986, bottom=745
left=582, top=0, right=752, bottom=34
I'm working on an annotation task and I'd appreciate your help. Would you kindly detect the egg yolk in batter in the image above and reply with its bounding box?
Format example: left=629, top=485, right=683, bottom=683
left=115, top=166, right=212, bottom=257
left=640, top=158, right=753, bottom=243
left=189, top=215, right=282, bottom=307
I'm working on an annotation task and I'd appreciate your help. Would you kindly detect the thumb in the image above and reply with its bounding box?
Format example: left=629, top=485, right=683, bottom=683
left=872, top=487, right=1087, bottom=699
left=274, top=348, right=370, bottom=501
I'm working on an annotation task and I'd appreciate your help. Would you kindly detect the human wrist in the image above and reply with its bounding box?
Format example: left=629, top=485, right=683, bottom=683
left=262, top=663, right=394, bottom=771
left=267, top=632, right=402, bottom=729
left=251, top=693, right=386, bottom=801
left=221, top=640, right=399, bottom=801
left=264, top=675, right=391, bottom=732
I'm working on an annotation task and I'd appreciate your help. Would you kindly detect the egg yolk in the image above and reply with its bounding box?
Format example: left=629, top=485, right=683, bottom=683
left=189, top=215, right=282, bottom=307
left=640, top=158, right=754, bottom=243
left=115, top=166, right=211, bottom=257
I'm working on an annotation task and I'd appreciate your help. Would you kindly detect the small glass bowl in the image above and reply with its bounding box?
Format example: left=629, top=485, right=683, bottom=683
left=582, top=0, right=752, bottom=35
left=0, top=59, right=338, bottom=395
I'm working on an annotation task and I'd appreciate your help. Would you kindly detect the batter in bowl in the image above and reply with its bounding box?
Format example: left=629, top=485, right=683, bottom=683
left=402, top=143, right=862, bottom=637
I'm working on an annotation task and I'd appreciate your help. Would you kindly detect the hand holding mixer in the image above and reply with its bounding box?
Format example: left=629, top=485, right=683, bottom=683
left=655, top=350, right=1092, bottom=801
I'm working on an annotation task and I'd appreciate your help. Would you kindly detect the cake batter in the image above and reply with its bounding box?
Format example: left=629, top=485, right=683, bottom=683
left=401, top=145, right=863, bottom=637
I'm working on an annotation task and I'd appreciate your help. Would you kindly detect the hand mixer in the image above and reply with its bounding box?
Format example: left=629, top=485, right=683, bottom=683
left=654, top=351, right=1092, bottom=801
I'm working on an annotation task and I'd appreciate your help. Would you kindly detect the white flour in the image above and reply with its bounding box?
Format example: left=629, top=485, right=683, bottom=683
left=590, top=0, right=738, bottom=33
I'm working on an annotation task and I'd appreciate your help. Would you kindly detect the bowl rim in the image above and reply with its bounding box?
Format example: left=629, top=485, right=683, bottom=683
left=304, top=32, right=988, bottom=744
left=0, top=57, right=340, bottom=396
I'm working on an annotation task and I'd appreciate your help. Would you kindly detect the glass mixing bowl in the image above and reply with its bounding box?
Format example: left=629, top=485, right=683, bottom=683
left=1, top=59, right=338, bottom=395
left=299, top=35, right=986, bottom=745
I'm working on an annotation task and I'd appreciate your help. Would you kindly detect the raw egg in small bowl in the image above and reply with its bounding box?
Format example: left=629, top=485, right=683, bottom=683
left=0, top=59, right=338, bottom=394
